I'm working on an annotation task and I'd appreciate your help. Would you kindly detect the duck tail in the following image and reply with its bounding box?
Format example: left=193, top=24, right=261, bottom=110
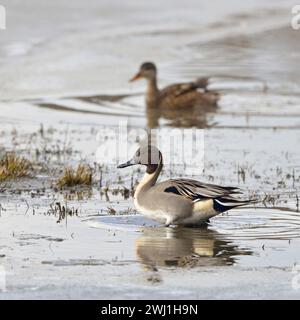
left=213, top=197, right=258, bottom=213
left=194, top=77, right=209, bottom=90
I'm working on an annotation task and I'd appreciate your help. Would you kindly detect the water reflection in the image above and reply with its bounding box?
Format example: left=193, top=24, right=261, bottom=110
left=136, top=226, right=252, bottom=268
left=146, top=105, right=217, bottom=128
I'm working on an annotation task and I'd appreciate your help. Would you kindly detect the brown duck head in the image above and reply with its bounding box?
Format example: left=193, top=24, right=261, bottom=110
left=130, top=62, right=157, bottom=82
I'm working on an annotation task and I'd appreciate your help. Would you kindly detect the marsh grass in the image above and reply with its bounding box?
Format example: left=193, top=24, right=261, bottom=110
left=46, top=202, right=79, bottom=223
left=57, top=164, right=93, bottom=188
left=0, top=153, right=32, bottom=181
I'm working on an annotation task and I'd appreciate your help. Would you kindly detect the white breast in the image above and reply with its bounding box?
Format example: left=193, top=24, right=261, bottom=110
left=134, top=197, right=167, bottom=224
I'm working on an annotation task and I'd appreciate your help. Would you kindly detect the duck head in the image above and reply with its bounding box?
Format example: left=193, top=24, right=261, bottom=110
left=130, top=62, right=157, bottom=82
left=117, top=145, right=162, bottom=171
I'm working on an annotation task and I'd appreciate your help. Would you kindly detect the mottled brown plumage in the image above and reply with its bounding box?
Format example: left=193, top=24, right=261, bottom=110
left=130, top=62, right=219, bottom=109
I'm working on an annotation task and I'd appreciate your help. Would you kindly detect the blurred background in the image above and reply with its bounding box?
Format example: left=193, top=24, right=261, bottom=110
left=0, top=0, right=298, bottom=100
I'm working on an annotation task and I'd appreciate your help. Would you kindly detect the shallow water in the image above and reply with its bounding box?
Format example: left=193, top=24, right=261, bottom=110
left=0, top=0, right=300, bottom=299
left=87, top=208, right=300, bottom=269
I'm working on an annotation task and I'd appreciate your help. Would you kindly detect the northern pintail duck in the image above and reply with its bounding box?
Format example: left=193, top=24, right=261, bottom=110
left=118, top=146, right=254, bottom=227
left=130, top=62, right=219, bottom=109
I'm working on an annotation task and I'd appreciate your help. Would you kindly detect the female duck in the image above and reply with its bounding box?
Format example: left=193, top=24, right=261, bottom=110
left=130, top=62, right=219, bottom=109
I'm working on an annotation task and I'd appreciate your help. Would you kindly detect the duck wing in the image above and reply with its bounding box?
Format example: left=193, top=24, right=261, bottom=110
left=160, top=78, right=209, bottom=99
left=158, top=179, right=255, bottom=212
left=162, top=179, right=239, bottom=201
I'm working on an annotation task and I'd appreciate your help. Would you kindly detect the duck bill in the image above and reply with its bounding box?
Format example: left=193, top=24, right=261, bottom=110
left=117, top=159, right=135, bottom=168
left=129, top=72, right=141, bottom=82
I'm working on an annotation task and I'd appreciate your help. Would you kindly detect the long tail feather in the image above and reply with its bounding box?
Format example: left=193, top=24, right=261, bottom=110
left=213, top=197, right=258, bottom=213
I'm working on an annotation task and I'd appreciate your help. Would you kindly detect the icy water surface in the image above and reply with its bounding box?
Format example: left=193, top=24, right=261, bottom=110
left=0, top=0, right=300, bottom=299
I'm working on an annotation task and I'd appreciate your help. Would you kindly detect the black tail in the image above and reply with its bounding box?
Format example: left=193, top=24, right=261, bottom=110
left=213, top=197, right=258, bottom=213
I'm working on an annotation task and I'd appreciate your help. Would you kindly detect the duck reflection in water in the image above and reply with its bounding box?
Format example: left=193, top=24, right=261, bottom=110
left=146, top=104, right=217, bottom=128
left=136, top=226, right=252, bottom=268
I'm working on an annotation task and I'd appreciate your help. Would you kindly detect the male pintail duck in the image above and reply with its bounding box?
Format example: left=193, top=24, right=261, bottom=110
left=118, top=145, right=254, bottom=227
left=130, top=62, right=219, bottom=109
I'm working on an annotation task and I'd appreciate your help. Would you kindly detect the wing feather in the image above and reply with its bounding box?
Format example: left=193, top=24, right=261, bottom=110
left=160, top=78, right=209, bottom=100
left=163, top=179, right=256, bottom=212
left=165, top=179, right=240, bottom=201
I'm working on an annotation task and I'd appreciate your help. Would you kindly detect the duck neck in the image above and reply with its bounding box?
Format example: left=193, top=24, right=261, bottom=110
left=135, top=158, right=163, bottom=194
left=146, top=76, right=159, bottom=108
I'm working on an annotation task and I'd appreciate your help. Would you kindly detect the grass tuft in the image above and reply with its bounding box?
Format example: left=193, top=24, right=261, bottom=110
left=0, top=153, right=32, bottom=181
left=57, top=164, right=93, bottom=188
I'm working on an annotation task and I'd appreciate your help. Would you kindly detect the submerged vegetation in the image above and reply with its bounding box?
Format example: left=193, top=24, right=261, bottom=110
left=0, top=153, right=32, bottom=181
left=57, top=164, right=93, bottom=188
